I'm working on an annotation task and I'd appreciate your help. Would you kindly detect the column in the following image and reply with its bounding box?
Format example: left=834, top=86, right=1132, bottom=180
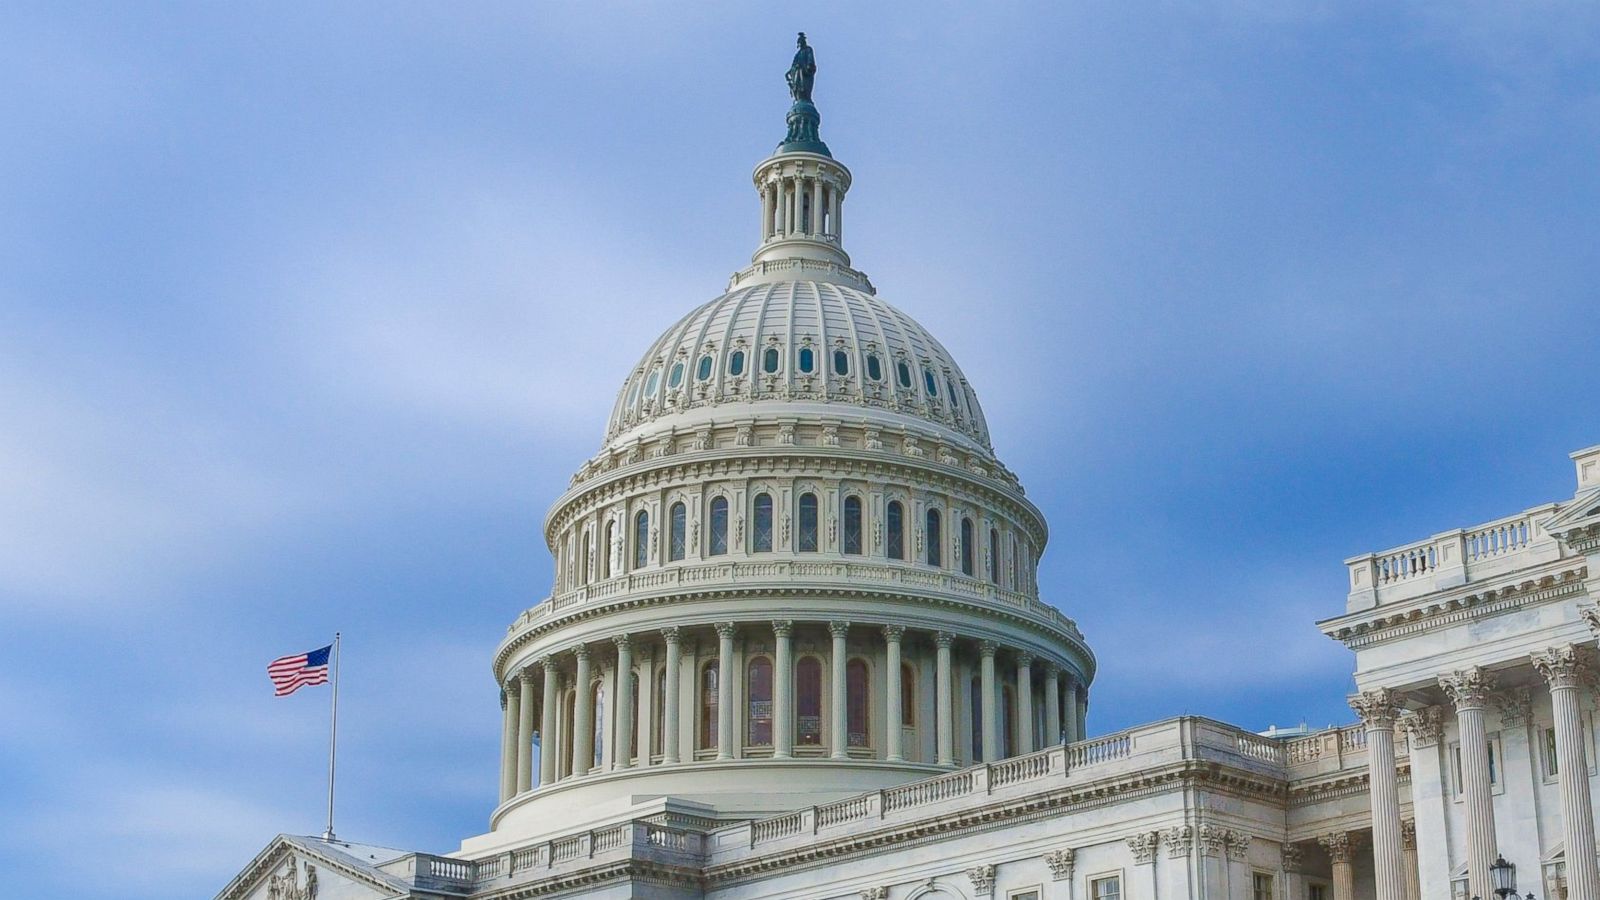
left=1400, top=821, right=1420, bottom=900
left=516, top=668, right=537, bottom=792
left=539, top=658, right=558, bottom=785
left=1319, top=832, right=1357, bottom=900
left=499, top=685, right=517, bottom=802
left=773, top=621, right=794, bottom=758
left=830, top=621, right=850, bottom=759
left=979, top=640, right=998, bottom=762
left=1227, top=832, right=1252, bottom=900
left=1439, top=667, right=1498, bottom=900
left=1016, top=652, right=1034, bottom=755
left=661, top=627, right=681, bottom=763
left=776, top=178, right=788, bottom=236
left=1351, top=688, right=1405, bottom=900
left=1076, top=686, right=1089, bottom=740
left=936, top=632, right=955, bottom=766
left=1063, top=673, right=1080, bottom=743
left=612, top=635, right=634, bottom=770
left=885, top=626, right=905, bottom=761
left=1044, top=664, right=1061, bottom=745
left=761, top=183, right=773, bottom=241
left=831, top=183, right=843, bottom=242
left=1282, top=843, right=1305, bottom=900
left=1534, top=646, right=1600, bottom=900
left=810, top=177, right=823, bottom=236
left=571, top=645, right=594, bottom=776
left=716, top=622, right=736, bottom=761
left=635, top=645, right=652, bottom=766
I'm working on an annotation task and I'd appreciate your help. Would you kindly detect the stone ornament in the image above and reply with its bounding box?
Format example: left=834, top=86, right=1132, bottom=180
left=1225, top=831, right=1251, bottom=862
left=1398, top=707, right=1443, bottom=748
left=1198, top=824, right=1227, bottom=857
left=1350, top=688, right=1399, bottom=728
left=1400, top=820, right=1416, bottom=851
left=1532, top=645, right=1588, bottom=689
left=1439, top=667, right=1497, bottom=709
left=266, top=860, right=317, bottom=900
left=1127, top=831, right=1160, bottom=864
left=1318, top=832, right=1358, bottom=865
left=1044, top=848, right=1074, bottom=881
left=1163, top=825, right=1193, bottom=859
left=1281, top=842, right=1304, bottom=873
left=1581, top=606, right=1600, bottom=637
left=1493, top=686, right=1533, bottom=726
left=861, top=888, right=889, bottom=900
left=966, top=864, right=996, bottom=896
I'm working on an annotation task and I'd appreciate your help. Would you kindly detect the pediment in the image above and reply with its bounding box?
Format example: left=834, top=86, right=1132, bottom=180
left=216, top=834, right=415, bottom=900
left=1544, top=488, right=1600, bottom=535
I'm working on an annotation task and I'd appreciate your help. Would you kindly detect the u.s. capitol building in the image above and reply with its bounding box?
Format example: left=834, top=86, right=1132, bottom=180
left=220, top=40, right=1600, bottom=900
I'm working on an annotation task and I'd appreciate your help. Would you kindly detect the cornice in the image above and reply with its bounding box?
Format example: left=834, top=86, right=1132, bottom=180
left=1321, top=565, right=1588, bottom=648
left=1287, top=763, right=1411, bottom=807
left=474, top=859, right=703, bottom=900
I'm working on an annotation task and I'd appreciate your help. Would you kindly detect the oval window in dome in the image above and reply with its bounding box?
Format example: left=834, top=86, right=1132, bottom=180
left=866, top=354, right=883, bottom=382
left=645, top=368, right=661, bottom=395
left=763, top=347, right=780, bottom=373
left=729, top=350, right=746, bottom=376
left=668, top=362, right=685, bottom=388
left=832, top=350, right=849, bottom=376
left=697, top=356, right=713, bottom=381
left=626, top=380, right=639, bottom=407
left=946, top=378, right=960, bottom=409
left=923, top=368, right=939, bottom=397
left=798, top=347, right=815, bottom=373
left=897, top=360, right=912, bottom=388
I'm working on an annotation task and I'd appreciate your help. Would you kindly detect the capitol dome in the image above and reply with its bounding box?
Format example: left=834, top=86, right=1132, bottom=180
left=471, top=45, right=1093, bottom=852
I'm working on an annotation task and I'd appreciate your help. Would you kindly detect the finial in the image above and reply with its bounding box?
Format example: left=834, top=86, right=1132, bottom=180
left=778, top=32, right=830, bottom=157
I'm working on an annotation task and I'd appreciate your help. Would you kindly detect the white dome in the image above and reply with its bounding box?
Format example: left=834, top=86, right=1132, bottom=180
left=604, top=279, right=993, bottom=453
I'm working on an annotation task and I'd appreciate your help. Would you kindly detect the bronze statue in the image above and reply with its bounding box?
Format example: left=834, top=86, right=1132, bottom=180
left=786, top=32, right=815, bottom=103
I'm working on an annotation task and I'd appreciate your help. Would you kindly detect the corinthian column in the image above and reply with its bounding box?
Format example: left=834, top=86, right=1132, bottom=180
left=1319, top=832, right=1358, bottom=900
left=935, top=632, right=955, bottom=766
left=538, top=658, right=558, bottom=785
left=1016, top=652, right=1034, bottom=755
left=1533, top=646, right=1600, bottom=900
left=1043, top=663, right=1061, bottom=745
left=773, top=621, right=794, bottom=759
left=1401, top=820, right=1419, bottom=900
left=1063, top=673, right=1080, bottom=743
left=571, top=645, right=594, bottom=775
left=884, top=625, right=905, bottom=761
left=715, top=622, right=736, bottom=761
left=1351, top=688, right=1405, bottom=900
left=499, top=685, right=517, bottom=801
left=979, top=640, right=998, bottom=762
left=1439, top=667, right=1498, bottom=900
left=830, top=621, right=850, bottom=760
left=612, top=635, right=634, bottom=770
left=516, top=668, right=536, bottom=791
left=661, top=627, right=681, bottom=763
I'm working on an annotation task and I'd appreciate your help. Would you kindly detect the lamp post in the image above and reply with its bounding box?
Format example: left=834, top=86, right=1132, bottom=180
left=1481, top=856, right=1537, bottom=900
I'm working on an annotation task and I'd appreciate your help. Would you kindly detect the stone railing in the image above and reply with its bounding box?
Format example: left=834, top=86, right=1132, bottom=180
left=1281, top=723, right=1406, bottom=778
left=460, top=821, right=703, bottom=888
left=1345, top=502, right=1565, bottom=607
left=726, top=257, right=876, bottom=293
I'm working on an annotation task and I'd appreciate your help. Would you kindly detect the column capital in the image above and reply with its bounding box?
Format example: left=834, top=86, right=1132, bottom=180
left=882, top=624, right=905, bottom=642
left=1281, top=842, right=1304, bottom=873
left=1016, top=651, right=1035, bottom=668
left=500, top=690, right=509, bottom=710
left=715, top=621, right=737, bottom=640
left=661, top=626, right=681, bottom=644
left=935, top=631, right=955, bottom=649
left=1225, top=831, right=1251, bottom=862
left=771, top=619, right=794, bottom=638
left=1318, top=831, right=1358, bottom=864
left=1439, top=666, right=1496, bottom=709
left=1197, top=824, right=1227, bottom=857
left=1350, top=688, right=1400, bottom=728
left=1400, top=820, right=1416, bottom=851
left=1044, top=847, right=1075, bottom=880
left=1041, top=660, right=1060, bottom=678
left=1162, top=826, right=1193, bottom=859
left=978, top=640, right=998, bottom=658
left=519, top=667, right=539, bottom=685
left=1581, top=606, right=1600, bottom=637
left=572, top=644, right=591, bottom=662
left=828, top=620, right=851, bottom=639
left=1126, top=832, right=1159, bottom=865
left=1398, top=706, right=1443, bottom=748
left=613, top=634, right=632, bottom=653
left=1533, top=644, right=1588, bottom=690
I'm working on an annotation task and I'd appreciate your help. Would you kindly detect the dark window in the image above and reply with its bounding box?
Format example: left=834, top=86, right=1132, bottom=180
left=708, top=497, right=728, bottom=556
left=847, top=659, right=870, bottom=747
left=729, top=350, right=746, bottom=376
left=988, top=528, right=1000, bottom=584
left=923, top=368, right=938, bottom=397
left=1001, top=684, right=1016, bottom=758
left=668, top=362, right=684, bottom=388
left=696, top=356, right=713, bottom=380
left=946, top=377, right=959, bottom=408
left=896, top=360, right=912, bottom=388
left=652, top=668, right=666, bottom=756
left=669, top=502, right=686, bottom=561
left=926, top=508, right=942, bottom=567
left=866, top=354, right=883, bottom=381
left=797, top=657, right=822, bottom=745
left=970, top=677, right=983, bottom=761
left=798, top=347, right=815, bottom=373
left=633, top=511, right=649, bottom=569
left=798, top=493, right=819, bottom=552
left=833, top=350, right=849, bottom=376
left=699, top=662, right=718, bottom=749
left=886, top=501, right=904, bottom=560
left=747, top=656, right=773, bottom=745
left=843, top=496, right=863, bottom=555
left=752, top=493, right=773, bottom=552
left=900, top=663, right=915, bottom=726
left=579, top=531, right=590, bottom=585
left=601, top=521, right=613, bottom=579
left=763, top=347, right=780, bottom=373
left=960, top=517, right=975, bottom=576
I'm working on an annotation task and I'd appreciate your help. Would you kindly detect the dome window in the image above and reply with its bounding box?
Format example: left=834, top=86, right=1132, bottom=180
left=697, top=356, right=714, bottom=381
left=645, top=368, right=662, bottom=396
left=669, top=502, right=687, bottom=561
left=866, top=354, right=883, bottom=382
left=923, top=368, right=939, bottom=397
left=886, top=501, right=905, bottom=560
left=946, top=378, right=960, bottom=410
left=751, top=493, right=773, bottom=552
left=729, top=350, right=746, bottom=376
left=797, top=493, right=819, bottom=552
left=625, top=380, right=639, bottom=407
left=798, top=347, right=815, bottom=374
left=832, top=350, right=849, bottom=376
left=896, top=361, right=912, bottom=389
left=763, top=347, right=780, bottom=374
left=708, top=496, right=728, bottom=555
left=633, top=511, right=649, bottom=570
left=668, top=362, right=685, bottom=389
left=925, top=508, right=942, bottom=567
left=842, top=496, right=863, bottom=555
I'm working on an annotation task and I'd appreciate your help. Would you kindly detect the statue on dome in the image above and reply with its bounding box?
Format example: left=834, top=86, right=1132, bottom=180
left=786, top=32, right=816, bottom=103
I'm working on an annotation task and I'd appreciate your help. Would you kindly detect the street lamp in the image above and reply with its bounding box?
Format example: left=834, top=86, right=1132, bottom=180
left=1491, top=856, right=1518, bottom=900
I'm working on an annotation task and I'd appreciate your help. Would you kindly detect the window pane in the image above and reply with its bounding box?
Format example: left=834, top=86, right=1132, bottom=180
left=747, top=657, right=773, bottom=745
left=798, top=493, right=819, bottom=552
left=799, top=347, right=815, bottom=373
left=645, top=368, right=661, bottom=395
left=669, top=502, right=686, bottom=561
left=960, top=517, right=975, bottom=575
left=592, top=683, right=606, bottom=768
left=970, top=677, right=983, bottom=761
left=797, top=657, right=822, bottom=745
left=926, top=509, right=942, bottom=567
left=833, top=350, right=849, bottom=375
left=753, top=493, right=773, bottom=552
left=897, top=360, right=912, bottom=388
left=924, top=368, right=938, bottom=397
left=901, top=663, right=915, bottom=727
left=843, top=496, right=863, bottom=555
left=729, top=350, right=745, bottom=376
left=709, top=497, right=728, bottom=556
left=697, top=356, right=713, bottom=380
left=763, top=347, right=780, bottom=373
left=886, top=501, right=904, bottom=560
left=988, top=528, right=1000, bottom=583
left=867, top=354, right=882, bottom=381
left=847, top=659, right=869, bottom=747
left=634, top=511, right=649, bottom=569
left=669, top=362, right=684, bottom=388
left=700, top=662, right=718, bottom=749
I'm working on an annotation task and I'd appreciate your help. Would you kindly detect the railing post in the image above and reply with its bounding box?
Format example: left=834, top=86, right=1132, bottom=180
left=804, top=807, right=817, bottom=834
left=1433, top=530, right=1467, bottom=589
left=975, top=764, right=992, bottom=794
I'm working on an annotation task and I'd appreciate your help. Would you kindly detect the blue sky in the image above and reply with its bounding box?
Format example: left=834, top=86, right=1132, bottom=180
left=2, top=3, right=1597, bottom=897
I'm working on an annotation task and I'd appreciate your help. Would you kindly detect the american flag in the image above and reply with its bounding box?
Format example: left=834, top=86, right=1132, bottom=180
left=267, top=644, right=332, bottom=696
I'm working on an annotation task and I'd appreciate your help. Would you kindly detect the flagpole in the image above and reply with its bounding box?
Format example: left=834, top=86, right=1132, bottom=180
left=323, top=632, right=340, bottom=842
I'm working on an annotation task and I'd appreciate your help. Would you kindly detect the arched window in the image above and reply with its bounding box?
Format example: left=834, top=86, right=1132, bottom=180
left=988, top=528, right=1000, bottom=584
left=960, top=517, right=975, bottom=576
left=1001, top=685, right=1016, bottom=759
left=652, top=668, right=666, bottom=757
left=886, top=501, right=904, bottom=560
left=926, top=509, right=942, bottom=567
left=669, top=502, right=686, bottom=561
left=708, top=497, right=728, bottom=556
left=696, top=355, right=713, bottom=381
left=797, top=493, right=819, bottom=552
left=842, top=496, right=863, bottom=555
left=729, top=350, right=746, bottom=376
left=796, top=657, right=823, bottom=746
left=601, top=521, right=613, bottom=580
left=900, top=663, right=916, bottom=727
left=628, top=672, right=639, bottom=761
left=763, top=347, right=780, bottom=374
left=847, top=659, right=870, bottom=748
left=579, top=530, right=591, bottom=585
left=699, top=661, right=719, bottom=750
left=798, top=347, right=815, bottom=373
left=592, top=682, right=606, bottom=769
left=752, top=493, right=773, bottom=552
left=633, top=511, right=649, bottom=570
left=970, top=677, right=983, bottom=761
left=747, top=656, right=773, bottom=746
left=561, top=690, right=576, bottom=778
left=1010, top=535, right=1020, bottom=587
left=832, top=349, right=849, bottom=376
